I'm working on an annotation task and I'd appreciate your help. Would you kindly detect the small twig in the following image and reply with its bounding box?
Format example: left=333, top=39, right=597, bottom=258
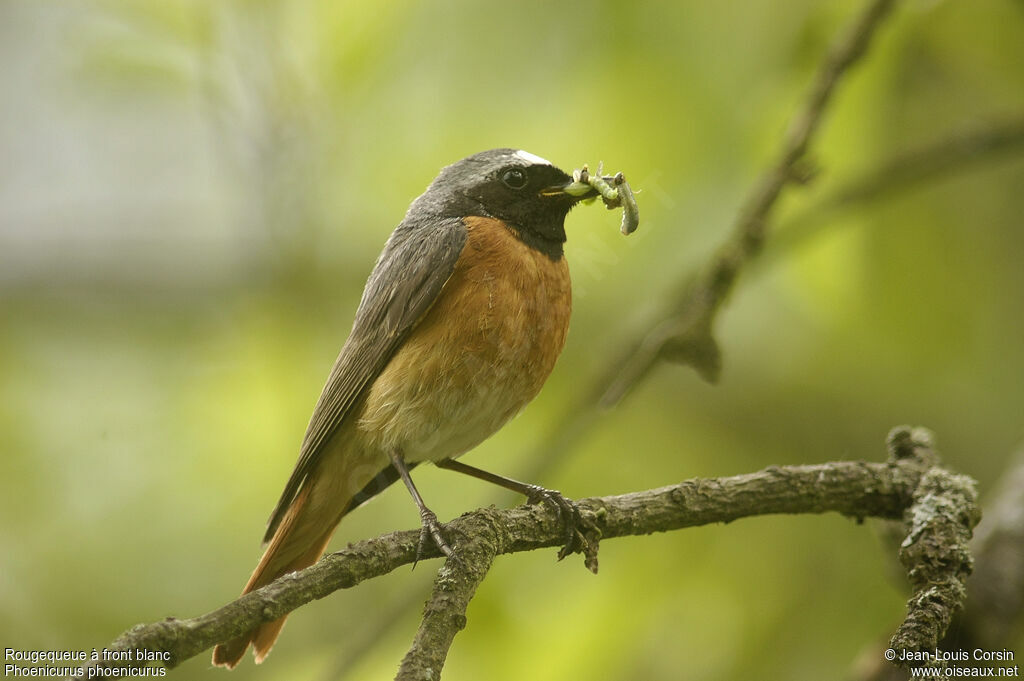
left=599, top=0, right=900, bottom=406
left=80, top=426, right=977, bottom=679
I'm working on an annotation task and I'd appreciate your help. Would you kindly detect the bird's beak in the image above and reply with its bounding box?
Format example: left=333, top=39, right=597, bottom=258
left=539, top=179, right=598, bottom=201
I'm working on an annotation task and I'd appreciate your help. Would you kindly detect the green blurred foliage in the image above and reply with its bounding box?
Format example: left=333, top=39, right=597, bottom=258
left=1, top=0, right=1022, bottom=679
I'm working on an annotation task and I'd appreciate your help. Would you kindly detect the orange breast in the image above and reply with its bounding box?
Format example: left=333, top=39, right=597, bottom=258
left=356, top=216, right=572, bottom=463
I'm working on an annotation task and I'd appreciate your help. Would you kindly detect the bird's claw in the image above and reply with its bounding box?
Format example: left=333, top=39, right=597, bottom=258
left=524, top=485, right=589, bottom=562
left=415, top=508, right=455, bottom=567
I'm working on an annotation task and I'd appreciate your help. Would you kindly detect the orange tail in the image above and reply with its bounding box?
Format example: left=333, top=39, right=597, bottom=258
left=211, top=484, right=339, bottom=668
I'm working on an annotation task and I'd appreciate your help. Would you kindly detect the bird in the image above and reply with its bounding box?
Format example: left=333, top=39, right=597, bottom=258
left=212, top=148, right=606, bottom=668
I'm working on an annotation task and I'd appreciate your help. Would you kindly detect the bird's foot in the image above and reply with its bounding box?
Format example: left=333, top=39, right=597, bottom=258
left=524, top=485, right=599, bottom=571
left=415, top=507, right=454, bottom=567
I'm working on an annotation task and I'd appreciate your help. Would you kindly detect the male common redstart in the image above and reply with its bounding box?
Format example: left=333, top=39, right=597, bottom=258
left=213, top=148, right=609, bottom=667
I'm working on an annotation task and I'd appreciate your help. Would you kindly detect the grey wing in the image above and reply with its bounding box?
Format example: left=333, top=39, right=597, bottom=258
left=263, top=216, right=468, bottom=542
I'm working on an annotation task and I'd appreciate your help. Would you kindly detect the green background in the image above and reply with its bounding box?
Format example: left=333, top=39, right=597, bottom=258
left=2, top=1, right=1022, bottom=679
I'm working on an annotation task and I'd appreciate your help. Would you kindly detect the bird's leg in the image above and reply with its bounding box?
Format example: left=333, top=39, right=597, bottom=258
left=435, top=458, right=584, bottom=560
left=388, top=450, right=454, bottom=564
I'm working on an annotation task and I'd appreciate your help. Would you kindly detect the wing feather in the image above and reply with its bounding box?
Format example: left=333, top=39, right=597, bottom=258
left=263, top=216, right=468, bottom=542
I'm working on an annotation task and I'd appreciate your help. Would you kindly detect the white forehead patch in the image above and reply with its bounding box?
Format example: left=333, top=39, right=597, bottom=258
left=514, top=149, right=552, bottom=166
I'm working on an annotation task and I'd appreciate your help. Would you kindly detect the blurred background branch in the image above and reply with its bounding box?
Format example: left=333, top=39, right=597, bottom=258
left=764, top=115, right=1024, bottom=264
left=597, top=0, right=899, bottom=404
left=954, top=446, right=1024, bottom=651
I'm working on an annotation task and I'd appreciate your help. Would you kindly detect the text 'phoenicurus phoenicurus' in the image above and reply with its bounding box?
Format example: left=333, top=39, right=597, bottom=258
left=212, top=148, right=636, bottom=667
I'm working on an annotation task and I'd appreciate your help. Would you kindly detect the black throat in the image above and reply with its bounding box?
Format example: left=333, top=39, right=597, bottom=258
left=506, top=219, right=566, bottom=261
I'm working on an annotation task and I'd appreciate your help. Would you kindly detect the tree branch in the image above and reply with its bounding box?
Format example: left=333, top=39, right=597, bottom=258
left=855, top=442, right=1021, bottom=681
left=79, top=426, right=977, bottom=679
left=394, top=509, right=500, bottom=681
left=886, top=428, right=981, bottom=663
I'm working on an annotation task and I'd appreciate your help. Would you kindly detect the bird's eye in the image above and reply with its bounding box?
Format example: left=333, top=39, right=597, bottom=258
left=500, top=167, right=528, bottom=190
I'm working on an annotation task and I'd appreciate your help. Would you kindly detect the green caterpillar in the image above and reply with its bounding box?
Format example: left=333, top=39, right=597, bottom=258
left=612, top=172, right=639, bottom=236
left=568, top=162, right=640, bottom=236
